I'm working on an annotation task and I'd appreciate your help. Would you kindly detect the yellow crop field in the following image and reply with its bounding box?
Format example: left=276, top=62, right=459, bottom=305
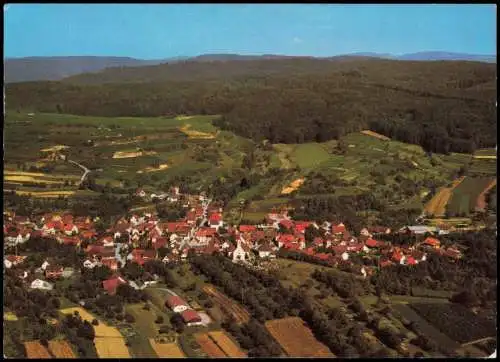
left=265, top=317, right=334, bottom=357
left=24, top=341, right=52, bottom=358
left=424, top=176, right=465, bottom=217
left=4, top=311, right=19, bottom=321
left=179, top=124, right=215, bottom=139
left=175, top=115, right=194, bottom=121
left=112, top=150, right=157, bottom=159
left=5, top=170, right=48, bottom=177
left=473, top=155, right=496, bottom=159
left=361, top=130, right=391, bottom=141
left=137, top=164, right=169, bottom=174
left=48, top=340, right=76, bottom=358
left=6, top=190, right=76, bottom=198
left=41, top=145, right=69, bottom=152
left=94, top=337, right=131, bottom=358
left=5, top=175, right=63, bottom=184
left=281, top=178, right=305, bottom=194
left=149, top=339, right=186, bottom=358
left=60, top=307, right=122, bottom=338
left=208, top=331, right=246, bottom=357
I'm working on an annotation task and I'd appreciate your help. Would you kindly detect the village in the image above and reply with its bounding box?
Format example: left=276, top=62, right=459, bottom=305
left=4, top=186, right=465, bottom=294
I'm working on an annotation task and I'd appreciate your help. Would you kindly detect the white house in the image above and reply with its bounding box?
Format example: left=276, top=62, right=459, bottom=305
left=30, top=279, right=54, bottom=290
left=83, top=259, right=96, bottom=269
left=41, top=260, right=50, bottom=271
left=341, top=252, right=349, bottom=261
left=232, top=240, right=250, bottom=263
left=4, top=259, right=13, bottom=269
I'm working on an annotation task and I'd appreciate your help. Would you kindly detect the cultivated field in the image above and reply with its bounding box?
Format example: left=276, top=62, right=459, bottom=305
left=179, top=124, right=216, bottom=139
left=475, top=179, right=497, bottom=212
left=203, top=285, right=251, bottom=324
left=264, top=317, right=334, bottom=357
left=149, top=339, right=186, bottom=358
left=24, top=341, right=52, bottom=358
left=424, top=176, right=465, bottom=216
left=60, top=307, right=122, bottom=338
left=4, top=311, right=19, bottom=321
left=47, top=340, right=76, bottom=358
left=361, top=130, right=391, bottom=141
left=94, top=337, right=131, bottom=358
left=410, top=303, right=497, bottom=345
left=447, top=177, right=496, bottom=216
left=392, top=304, right=460, bottom=350
left=281, top=178, right=305, bottom=194
left=194, top=333, right=227, bottom=357
left=5, top=190, right=76, bottom=198
left=208, top=331, right=246, bottom=357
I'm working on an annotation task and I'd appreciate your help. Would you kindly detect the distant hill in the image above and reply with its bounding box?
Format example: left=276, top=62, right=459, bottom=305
left=3, top=56, right=179, bottom=83
left=5, top=51, right=495, bottom=83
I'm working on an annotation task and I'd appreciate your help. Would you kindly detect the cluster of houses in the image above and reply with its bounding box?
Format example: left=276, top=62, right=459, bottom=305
left=4, top=189, right=465, bottom=293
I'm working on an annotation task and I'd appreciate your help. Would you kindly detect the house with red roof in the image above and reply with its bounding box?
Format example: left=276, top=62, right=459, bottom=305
left=209, top=213, right=224, bottom=230
left=101, top=257, right=119, bottom=270
left=165, top=296, right=189, bottom=313
left=391, top=249, right=406, bottom=264
left=239, top=225, right=257, bottom=233
left=194, top=227, right=216, bottom=245
left=4, top=255, right=27, bottom=269
left=276, top=234, right=295, bottom=248
left=279, top=219, right=294, bottom=231
left=379, top=258, right=393, bottom=268
left=181, top=309, right=202, bottom=326
left=59, top=236, right=81, bottom=246
left=186, top=211, right=197, bottom=225
left=406, top=256, right=417, bottom=265
left=332, top=223, right=346, bottom=234
left=423, top=237, right=441, bottom=249
left=103, top=276, right=127, bottom=295
left=364, top=238, right=379, bottom=248
left=45, top=265, right=64, bottom=279
left=81, top=230, right=97, bottom=240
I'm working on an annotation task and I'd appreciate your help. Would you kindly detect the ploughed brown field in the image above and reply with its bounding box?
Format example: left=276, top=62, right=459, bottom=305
left=265, top=317, right=334, bottom=357
left=48, top=340, right=76, bottom=358
left=202, top=284, right=250, bottom=324
left=208, top=331, right=246, bottom=357
left=194, top=333, right=227, bottom=358
left=24, top=341, right=52, bottom=358
left=424, top=176, right=465, bottom=216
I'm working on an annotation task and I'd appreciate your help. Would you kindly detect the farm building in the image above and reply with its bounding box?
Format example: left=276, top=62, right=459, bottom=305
left=165, top=296, right=189, bottom=313
left=180, top=309, right=203, bottom=326
left=102, top=276, right=127, bottom=295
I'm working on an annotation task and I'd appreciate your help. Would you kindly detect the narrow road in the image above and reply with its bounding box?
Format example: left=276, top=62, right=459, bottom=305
left=151, top=287, right=178, bottom=297
left=68, top=159, right=91, bottom=186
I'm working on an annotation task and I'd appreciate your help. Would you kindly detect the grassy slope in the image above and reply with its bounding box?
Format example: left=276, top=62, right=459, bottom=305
left=5, top=111, right=475, bottom=219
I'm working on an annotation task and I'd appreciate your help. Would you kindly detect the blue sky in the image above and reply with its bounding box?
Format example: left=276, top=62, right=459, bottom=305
left=4, top=4, right=497, bottom=59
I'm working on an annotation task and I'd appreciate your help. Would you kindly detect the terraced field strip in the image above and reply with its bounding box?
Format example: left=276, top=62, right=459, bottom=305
left=475, top=179, right=497, bottom=212
left=48, top=340, right=76, bottom=358
left=361, top=130, right=391, bottom=141
left=424, top=176, right=465, bottom=216
left=194, top=333, right=226, bottom=357
left=149, top=339, right=186, bottom=358
left=208, top=331, right=246, bottom=357
left=264, top=317, right=334, bottom=357
left=202, top=285, right=250, bottom=324
left=94, top=337, right=131, bottom=358
left=24, top=341, right=53, bottom=358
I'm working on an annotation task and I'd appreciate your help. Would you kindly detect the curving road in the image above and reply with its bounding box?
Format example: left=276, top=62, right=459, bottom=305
left=68, top=159, right=91, bottom=186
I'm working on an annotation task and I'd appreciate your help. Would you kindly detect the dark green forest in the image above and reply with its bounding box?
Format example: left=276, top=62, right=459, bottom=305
left=6, top=58, right=496, bottom=153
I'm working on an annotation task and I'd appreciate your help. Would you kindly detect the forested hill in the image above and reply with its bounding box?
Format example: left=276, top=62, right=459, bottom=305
left=5, top=58, right=497, bottom=154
